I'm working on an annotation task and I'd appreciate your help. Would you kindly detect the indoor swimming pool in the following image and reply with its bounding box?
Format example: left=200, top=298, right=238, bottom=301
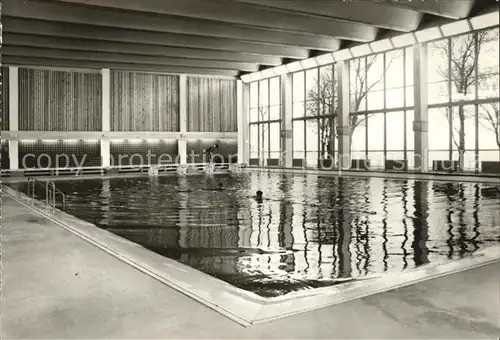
left=9, top=172, right=500, bottom=297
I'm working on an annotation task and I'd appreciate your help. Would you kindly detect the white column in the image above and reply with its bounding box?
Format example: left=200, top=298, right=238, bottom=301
left=101, top=68, right=110, bottom=167
left=237, top=80, right=245, bottom=164
left=413, top=43, right=429, bottom=172
left=336, top=61, right=351, bottom=170
left=280, top=73, right=293, bottom=168
left=241, top=82, right=250, bottom=165
left=8, top=66, right=19, bottom=170
left=179, top=74, right=187, bottom=165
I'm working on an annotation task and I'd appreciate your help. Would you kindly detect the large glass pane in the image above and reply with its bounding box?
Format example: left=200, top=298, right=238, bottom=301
left=350, top=58, right=367, bottom=112
left=261, top=123, right=269, bottom=156
left=351, top=114, right=366, bottom=152
left=367, top=90, right=384, bottom=110
left=269, top=122, right=280, bottom=152
left=306, top=69, right=318, bottom=101
left=405, top=86, right=414, bottom=107
left=293, top=120, right=305, bottom=152
left=306, top=119, right=319, bottom=151
left=451, top=105, right=476, bottom=170
left=250, top=108, right=259, bottom=123
left=319, top=66, right=334, bottom=116
left=386, top=50, right=404, bottom=89
left=250, top=124, right=259, bottom=152
left=428, top=81, right=449, bottom=105
left=386, top=111, right=405, bottom=151
left=367, top=151, right=384, bottom=169
left=478, top=28, right=499, bottom=76
left=306, top=151, right=318, bottom=168
left=319, top=117, right=335, bottom=159
left=478, top=103, right=500, bottom=150
left=351, top=93, right=366, bottom=112
left=450, top=33, right=477, bottom=102
left=367, top=54, right=384, bottom=92
left=428, top=39, right=449, bottom=83
left=269, top=77, right=280, bottom=105
left=293, top=71, right=305, bottom=102
left=478, top=150, right=500, bottom=163
left=406, top=110, right=415, bottom=151
left=367, top=113, right=384, bottom=151
left=259, top=79, right=269, bottom=107
left=306, top=100, right=319, bottom=117
left=386, top=88, right=405, bottom=108
left=269, top=105, right=280, bottom=121
left=478, top=74, right=499, bottom=99
left=405, top=47, right=414, bottom=86
left=250, top=82, right=258, bottom=108
left=428, top=107, right=451, bottom=151
left=257, top=106, right=268, bottom=122
left=293, top=102, right=305, bottom=118
left=319, top=66, right=334, bottom=96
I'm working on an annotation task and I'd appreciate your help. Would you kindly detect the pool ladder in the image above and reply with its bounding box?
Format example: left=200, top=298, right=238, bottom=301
left=27, top=178, right=66, bottom=211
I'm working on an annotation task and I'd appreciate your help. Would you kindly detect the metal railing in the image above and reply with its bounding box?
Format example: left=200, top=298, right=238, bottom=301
left=27, top=178, right=66, bottom=211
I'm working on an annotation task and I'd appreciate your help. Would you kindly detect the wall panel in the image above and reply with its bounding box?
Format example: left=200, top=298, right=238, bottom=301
left=18, top=140, right=101, bottom=168
left=187, top=77, right=237, bottom=132
left=110, top=71, right=179, bottom=132
left=18, top=68, right=102, bottom=131
left=109, top=139, right=178, bottom=166
left=1, top=67, right=9, bottom=131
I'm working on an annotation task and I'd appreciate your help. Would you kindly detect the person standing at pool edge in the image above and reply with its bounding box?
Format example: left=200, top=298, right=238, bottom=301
left=206, top=143, right=219, bottom=164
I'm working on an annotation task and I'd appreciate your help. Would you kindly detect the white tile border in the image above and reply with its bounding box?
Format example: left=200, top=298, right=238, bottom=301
left=4, top=185, right=499, bottom=327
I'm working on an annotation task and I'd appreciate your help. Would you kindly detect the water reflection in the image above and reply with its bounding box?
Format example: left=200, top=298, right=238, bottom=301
left=9, top=173, right=500, bottom=297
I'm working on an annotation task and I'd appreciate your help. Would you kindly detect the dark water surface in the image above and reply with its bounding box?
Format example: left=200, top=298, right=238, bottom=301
left=10, top=173, right=500, bottom=297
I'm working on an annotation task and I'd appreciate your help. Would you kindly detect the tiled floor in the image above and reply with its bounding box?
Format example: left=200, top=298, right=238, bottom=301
left=2, top=195, right=499, bottom=339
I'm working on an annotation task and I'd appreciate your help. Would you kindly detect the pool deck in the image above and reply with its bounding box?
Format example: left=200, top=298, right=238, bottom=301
left=2, top=196, right=500, bottom=339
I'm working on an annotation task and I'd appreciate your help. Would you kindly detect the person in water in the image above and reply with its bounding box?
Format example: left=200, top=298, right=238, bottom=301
left=205, top=143, right=219, bottom=164
left=254, top=190, right=263, bottom=203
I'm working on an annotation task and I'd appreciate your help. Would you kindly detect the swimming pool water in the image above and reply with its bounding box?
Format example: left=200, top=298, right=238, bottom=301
left=10, top=172, right=500, bottom=297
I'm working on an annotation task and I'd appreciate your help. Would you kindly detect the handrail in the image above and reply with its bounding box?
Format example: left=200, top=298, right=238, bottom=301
left=28, top=178, right=66, bottom=211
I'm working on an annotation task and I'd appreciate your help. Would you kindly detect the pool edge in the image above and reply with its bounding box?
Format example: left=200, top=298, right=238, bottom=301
left=3, top=185, right=499, bottom=327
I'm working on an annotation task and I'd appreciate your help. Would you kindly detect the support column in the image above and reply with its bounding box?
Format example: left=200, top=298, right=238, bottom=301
left=280, top=73, right=293, bottom=168
left=237, top=80, right=246, bottom=165
left=241, top=82, right=250, bottom=165
left=336, top=61, right=351, bottom=170
left=413, top=43, right=429, bottom=172
left=101, top=68, right=110, bottom=168
left=178, top=74, right=187, bottom=165
left=8, top=66, right=19, bottom=170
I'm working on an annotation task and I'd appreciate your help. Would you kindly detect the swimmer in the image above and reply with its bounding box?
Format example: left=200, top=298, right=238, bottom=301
left=205, top=143, right=219, bottom=163
left=254, top=190, right=263, bottom=203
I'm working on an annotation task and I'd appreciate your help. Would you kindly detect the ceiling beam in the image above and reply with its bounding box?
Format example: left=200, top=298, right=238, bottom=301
left=2, top=56, right=240, bottom=77
left=3, top=46, right=260, bottom=72
left=51, top=0, right=377, bottom=42
left=386, top=0, right=476, bottom=19
left=3, top=0, right=344, bottom=49
left=3, top=33, right=282, bottom=66
left=236, top=0, right=423, bottom=32
left=2, top=18, right=307, bottom=59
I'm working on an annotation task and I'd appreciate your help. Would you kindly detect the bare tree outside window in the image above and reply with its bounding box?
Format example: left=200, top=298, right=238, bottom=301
left=258, top=106, right=269, bottom=163
left=305, top=55, right=391, bottom=159
left=434, top=31, right=497, bottom=171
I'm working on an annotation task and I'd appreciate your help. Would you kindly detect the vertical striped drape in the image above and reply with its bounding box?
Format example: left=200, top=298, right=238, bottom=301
left=1, top=67, right=9, bottom=131
left=187, top=77, right=237, bottom=132
left=110, top=71, right=179, bottom=132
left=18, top=68, right=102, bottom=131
